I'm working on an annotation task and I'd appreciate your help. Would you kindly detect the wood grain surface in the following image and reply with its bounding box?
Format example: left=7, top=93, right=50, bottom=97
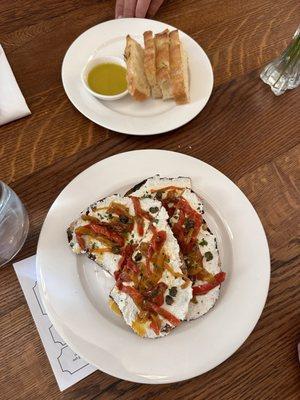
left=0, top=1, right=299, bottom=399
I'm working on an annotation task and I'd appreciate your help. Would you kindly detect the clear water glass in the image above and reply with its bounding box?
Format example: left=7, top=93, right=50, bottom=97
left=0, top=181, right=29, bottom=267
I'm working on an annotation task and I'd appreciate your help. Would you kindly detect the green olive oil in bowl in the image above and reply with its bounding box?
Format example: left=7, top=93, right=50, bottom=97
left=87, top=63, right=127, bottom=96
left=82, top=56, right=128, bottom=101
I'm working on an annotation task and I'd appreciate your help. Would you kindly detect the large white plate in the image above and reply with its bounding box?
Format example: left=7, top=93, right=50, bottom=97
left=61, top=18, right=213, bottom=135
left=36, top=150, right=270, bottom=384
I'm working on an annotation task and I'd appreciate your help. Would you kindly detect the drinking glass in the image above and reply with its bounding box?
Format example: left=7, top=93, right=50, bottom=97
left=0, top=181, right=29, bottom=267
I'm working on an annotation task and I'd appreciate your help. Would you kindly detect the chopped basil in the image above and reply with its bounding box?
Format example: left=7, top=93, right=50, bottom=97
left=154, top=218, right=159, bottom=224
left=149, top=206, right=159, bottom=214
left=199, top=238, right=208, bottom=246
left=165, top=295, right=174, bottom=305
left=108, top=213, right=113, bottom=219
left=205, top=251, right=213, bottom=261
left=70, top=242, right=74, bottom=248
left=169, top=287, right=177, bottom=297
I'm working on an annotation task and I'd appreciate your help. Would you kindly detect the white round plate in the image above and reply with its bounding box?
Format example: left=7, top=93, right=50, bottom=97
left=36, top=150, right=270, bottom=384
left=61, top=18, right=213, bottom=135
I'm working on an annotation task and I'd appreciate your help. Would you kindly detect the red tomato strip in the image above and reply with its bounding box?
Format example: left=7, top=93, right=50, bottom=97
left=148, top=303, right=181, bottom=327
left=120, top=284, right=144, bottom=304
left=145, top=282, right=168, bottom=307
left=150, top=319, right=160, bottom=336
left=76, top=234, right=86, bottom=250
left=115, top=244, right=136, bottom=281
left=172, top=197, right=202, bottom=254
left=192, top=272, right=226, bottom=295
left=131, top=196, right=145, bottom=236
left=149, top=313, right=161, bottom=335
left=89, top=223, right=124, bottom=246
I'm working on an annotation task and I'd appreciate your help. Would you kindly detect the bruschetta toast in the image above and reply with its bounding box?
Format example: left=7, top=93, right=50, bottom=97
left=128, top=175, right=225, bottom=320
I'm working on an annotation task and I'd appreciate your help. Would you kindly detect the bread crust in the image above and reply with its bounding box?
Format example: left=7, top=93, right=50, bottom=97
left=125, top=35, right=150, bottom=101
left=144, top=31, right=162, bottom=99
left=155, top=29, right=173, bottom=100
left=169, top=30, right=189, bottom=104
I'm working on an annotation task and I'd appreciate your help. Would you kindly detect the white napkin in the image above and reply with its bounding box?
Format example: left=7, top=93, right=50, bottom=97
left=0, top=45, right=31, bottom=126
left=13, top=256, right=97, bottom=390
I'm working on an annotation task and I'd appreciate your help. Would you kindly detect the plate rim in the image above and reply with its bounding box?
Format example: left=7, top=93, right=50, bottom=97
left=36, top=149, right=270, bottom=384
left=61, top=18, right=214, bottom=136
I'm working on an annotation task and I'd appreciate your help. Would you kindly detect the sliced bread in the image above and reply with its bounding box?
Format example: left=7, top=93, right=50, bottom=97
left=155, top=29, right=174, bottom=100
left=169, top=30, right=190, bottom=104
left=124, top=35, right=150, bottom=101
left=143, top=31, right=162, bottom=98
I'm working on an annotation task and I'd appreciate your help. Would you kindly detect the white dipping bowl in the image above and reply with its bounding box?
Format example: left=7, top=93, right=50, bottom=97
left=81, top=56, right=128, bottom=101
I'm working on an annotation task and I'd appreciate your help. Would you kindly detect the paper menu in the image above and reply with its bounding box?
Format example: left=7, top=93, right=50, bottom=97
left=13, top=255, right=97, bottom=391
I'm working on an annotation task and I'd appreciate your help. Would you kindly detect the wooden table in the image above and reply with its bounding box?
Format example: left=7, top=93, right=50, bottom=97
left=1, top=1, right=299, bottom=399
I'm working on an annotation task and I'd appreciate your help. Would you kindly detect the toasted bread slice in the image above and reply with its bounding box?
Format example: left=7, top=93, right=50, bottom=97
left=124, top=35, right=150, bottom=101
left=143, top=31, right=162, bottom=98
left=128, top=176, right=225, bottom=321
left=169, top=30, right=190, bottom=104
left=155, top=29, right=173, bottom=100
left=110, top=205, right=192, bottom=338
left=67, top=195, right=162, bottom=275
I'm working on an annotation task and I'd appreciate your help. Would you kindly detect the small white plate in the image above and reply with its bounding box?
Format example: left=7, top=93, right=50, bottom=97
left=61, top=18, right=213, bottom=135
left=36, top=150, right=270, bottom=384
